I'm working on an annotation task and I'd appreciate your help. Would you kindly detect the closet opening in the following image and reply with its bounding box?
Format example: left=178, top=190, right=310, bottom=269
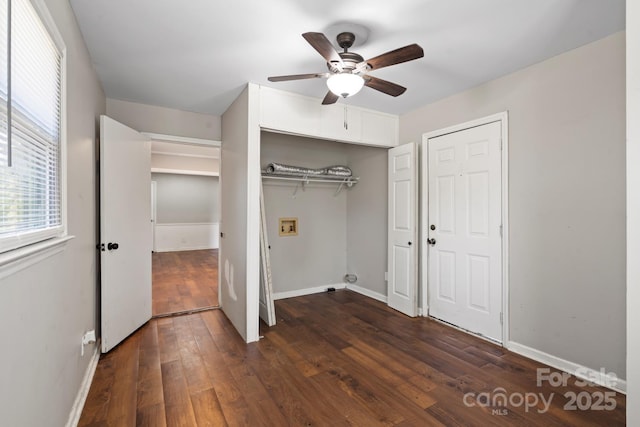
left=259, top=130, right=389, bottom=320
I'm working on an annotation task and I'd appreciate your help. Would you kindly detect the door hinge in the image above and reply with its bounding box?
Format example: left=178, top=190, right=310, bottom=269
left=500, top=312, right=503, bottom=325
left=499, top=138, right=503, bottom=150
left=499, top=224, right=503, bottom=238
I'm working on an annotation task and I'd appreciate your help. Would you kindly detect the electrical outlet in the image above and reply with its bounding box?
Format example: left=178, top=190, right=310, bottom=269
left=81, top=330, right=96, bottom=356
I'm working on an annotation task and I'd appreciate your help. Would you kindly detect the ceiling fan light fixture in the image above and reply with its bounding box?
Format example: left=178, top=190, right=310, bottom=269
left=326, top=73, right=364, bottom=98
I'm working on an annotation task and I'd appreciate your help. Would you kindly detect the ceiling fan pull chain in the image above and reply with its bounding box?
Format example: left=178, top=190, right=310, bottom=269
left=344, top=106, right=347, bottom=130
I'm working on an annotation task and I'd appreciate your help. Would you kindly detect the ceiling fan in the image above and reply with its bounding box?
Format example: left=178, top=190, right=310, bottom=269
left=268, top=31, right=424, bottom=105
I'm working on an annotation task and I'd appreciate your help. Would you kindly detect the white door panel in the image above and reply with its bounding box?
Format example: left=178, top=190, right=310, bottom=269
left=100, top=116, right=152, bottom=353
left=388, top=143, right=417, bottom=316
left=436, top=250, right=456, bottom=302
left=392, top=246, right=410, bottom=296
left=427, top=121, right=502, bottom=341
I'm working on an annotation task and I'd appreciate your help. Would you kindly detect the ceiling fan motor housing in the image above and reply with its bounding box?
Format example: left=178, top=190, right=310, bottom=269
left=337, top=32, right=356, bottom=49
left=328, top=32, right=365, bottom=73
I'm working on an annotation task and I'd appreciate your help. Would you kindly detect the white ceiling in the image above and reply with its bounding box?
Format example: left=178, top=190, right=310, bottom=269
left=69, top=0, right=625, bottom=116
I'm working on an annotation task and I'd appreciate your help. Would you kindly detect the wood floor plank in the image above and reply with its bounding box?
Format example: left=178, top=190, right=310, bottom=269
left=157, top=318, right=180, bottom=364
left=136, top=323, right=164, bottom=410
left=190, top=388, right=228, bottom=427
left=310, top=371, right=397, bottom=426
left=136, top=403, right=167, bottom=427
left=161, top=360, right=198, bottom=426
left=198, top=312, right=256, bottom=425
left=342, top=346, right=437, bottom=410
left=107, top=335, right=140, bottom=424
left=78, top=355, right=117, bottom=425
left=248, top=330, right=338, bottom=424
left=266, top=330, right=321, bottom=377
left=277, top=327, right=422, bottom=424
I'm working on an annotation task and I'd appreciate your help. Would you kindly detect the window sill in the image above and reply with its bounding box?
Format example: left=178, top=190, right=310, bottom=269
left=0, top=235, right=75, bottom=280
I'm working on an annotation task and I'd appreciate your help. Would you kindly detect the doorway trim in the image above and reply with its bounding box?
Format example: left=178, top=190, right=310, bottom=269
left=151, top=180, right=157, bottom=252
left=420, top=111, right=509, bottom=344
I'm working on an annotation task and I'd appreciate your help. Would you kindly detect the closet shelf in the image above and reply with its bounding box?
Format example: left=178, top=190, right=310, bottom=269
left=261, top=173, right=359, bottom=196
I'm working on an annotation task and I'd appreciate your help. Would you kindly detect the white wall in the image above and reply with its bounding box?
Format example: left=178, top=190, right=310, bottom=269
left=401, top=32, right=626, bottom=379
left=153, top=173, right=219, bottom=223
left=106, top=98, right=221, bottom=140
left=0, top=0, right=105, bottom=425
left=346, top=145, right=388, bottom=300
left=627, top=0, right=639, bottom=421
left=261, top=132, right=349, bottom=296
left=152, top=173, right=219, bottom=252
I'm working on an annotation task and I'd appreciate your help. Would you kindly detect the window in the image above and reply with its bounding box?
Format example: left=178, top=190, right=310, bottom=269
left=0, top=0, right=64, bottom=254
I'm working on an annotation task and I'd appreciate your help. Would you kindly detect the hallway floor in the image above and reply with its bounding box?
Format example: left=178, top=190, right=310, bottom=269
left=152, top=249, right=218, bottom=316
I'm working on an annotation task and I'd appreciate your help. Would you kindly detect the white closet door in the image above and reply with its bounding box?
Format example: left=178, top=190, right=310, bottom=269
left=387, top=143, right=418, bottom=316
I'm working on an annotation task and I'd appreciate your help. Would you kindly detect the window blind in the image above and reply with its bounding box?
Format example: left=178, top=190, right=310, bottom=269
left=0, top=0, right=63, bottom=253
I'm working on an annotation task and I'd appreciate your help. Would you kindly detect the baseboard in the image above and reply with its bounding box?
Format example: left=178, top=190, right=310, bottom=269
left=507, top=341, right=626, bottom=394
left=272, top=283, right=347, bottom=300
left=346, top=283, right=387, bottom=303
left=66, top=341, right=101, bottom=427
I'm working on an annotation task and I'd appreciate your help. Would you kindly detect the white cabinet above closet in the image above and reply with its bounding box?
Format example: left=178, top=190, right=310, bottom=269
left=361, top=110, right=399, bottom=147
left=259, top=86, right=398, bottom=147
left=320, top=104, right=362, bottom=142
left=259, top=87, right=321, bottom=136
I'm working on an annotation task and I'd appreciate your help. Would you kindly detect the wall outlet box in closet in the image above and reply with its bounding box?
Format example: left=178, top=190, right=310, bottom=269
left=279, top=217, right=298, bottom=236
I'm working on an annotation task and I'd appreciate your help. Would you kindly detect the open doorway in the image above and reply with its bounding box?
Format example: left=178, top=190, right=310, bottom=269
left=149, top=140, right=220, bottom=316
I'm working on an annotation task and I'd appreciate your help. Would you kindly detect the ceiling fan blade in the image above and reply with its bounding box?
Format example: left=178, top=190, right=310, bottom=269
left=364, top=76, right=407, bottom=97
left=322, top=91, right=339, bottom=105
left=268, top=73, right=328, bottom=82
left=302, top=32, right=344, bottom=67
left=361, top=44, right=424, bottom=70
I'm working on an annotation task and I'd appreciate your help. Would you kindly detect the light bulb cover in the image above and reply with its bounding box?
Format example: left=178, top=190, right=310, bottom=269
left=326, top=73, right=364, bottom=98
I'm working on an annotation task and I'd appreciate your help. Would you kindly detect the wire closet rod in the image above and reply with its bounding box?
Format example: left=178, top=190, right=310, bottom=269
left=261, top=173, right=359, bottom=197
left=261, top=174, right=359, bottom=184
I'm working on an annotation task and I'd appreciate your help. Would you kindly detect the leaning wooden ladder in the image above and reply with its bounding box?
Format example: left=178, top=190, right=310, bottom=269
left=259, top=182, right=276, bottom=326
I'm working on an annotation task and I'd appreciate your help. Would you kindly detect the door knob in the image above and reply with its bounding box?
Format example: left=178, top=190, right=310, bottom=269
left=427, top=238, right=436, bottom=245
left=107, top=242, right=119, bottom=251
left=408, top=241, right=412, bottom=246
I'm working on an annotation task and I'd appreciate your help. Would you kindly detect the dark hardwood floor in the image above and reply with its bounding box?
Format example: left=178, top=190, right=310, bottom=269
left=152, top=249, right=219, bottom=316
left=80, top=290, right=626, bottom=426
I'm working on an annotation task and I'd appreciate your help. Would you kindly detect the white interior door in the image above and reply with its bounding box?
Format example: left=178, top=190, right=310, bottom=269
left=427, top=121, right=502, bottom=342
left=100, top=115, right=152, bottom=353
left=387, top=142, right=418, bottom=316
